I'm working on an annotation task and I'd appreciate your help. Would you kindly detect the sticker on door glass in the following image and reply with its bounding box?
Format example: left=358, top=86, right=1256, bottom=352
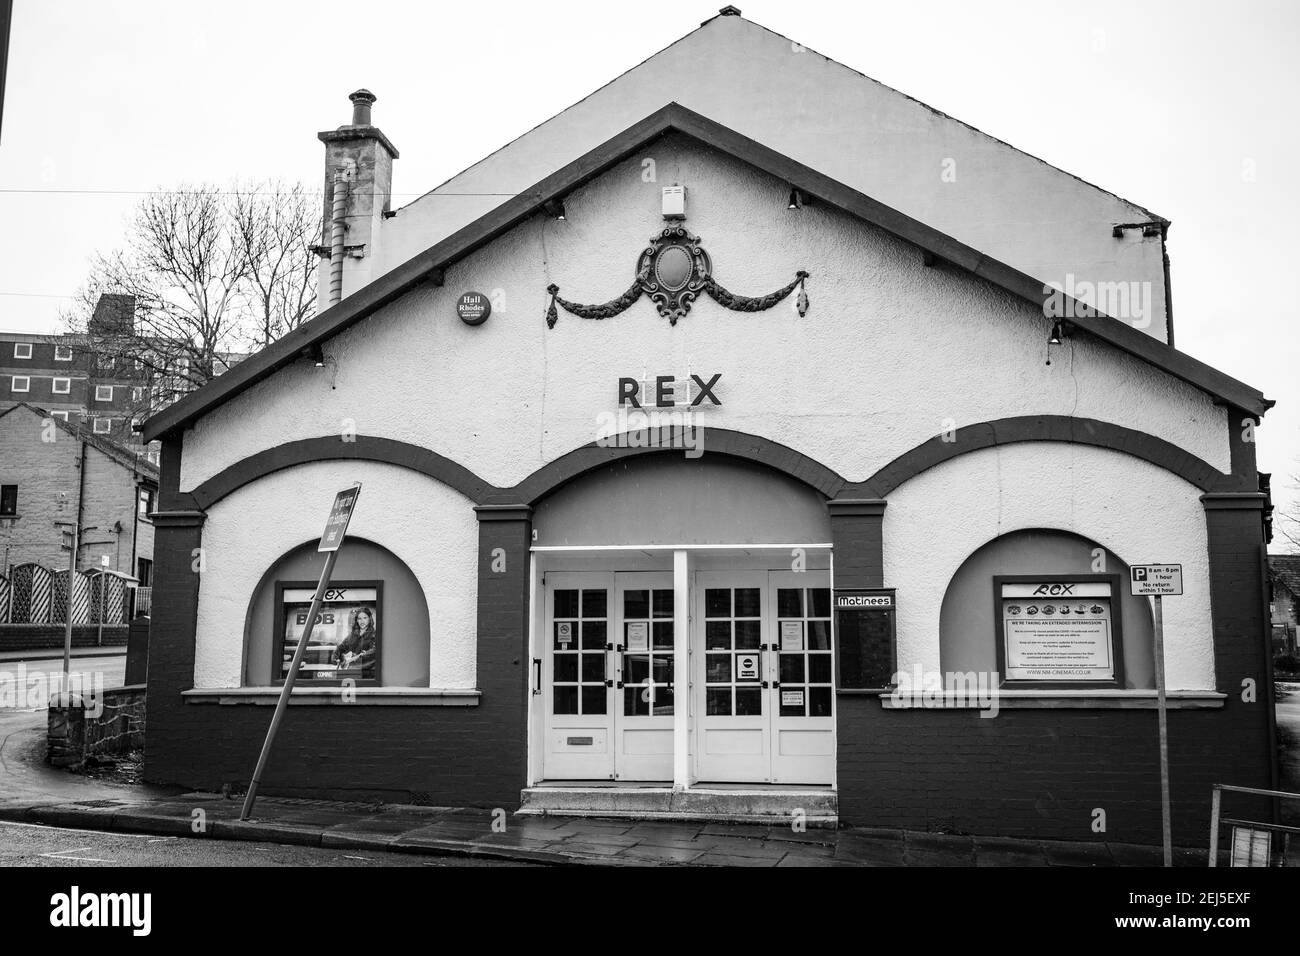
left=781, top=690, right=804, bottom=707
left=779, top=620, right=803, bottom=652
left=736, top=654, right=760, bottom=681
left=556, top=621, right=573, bottom=647
left=626, top=621, right=649, bottom=652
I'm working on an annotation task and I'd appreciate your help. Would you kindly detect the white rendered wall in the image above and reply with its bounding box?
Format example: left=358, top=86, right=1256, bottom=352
left=192, top=460, right=478, bottom=689
left=180, top=137, right=1227, bottom=495
left=378, top=13, right=1169, bottom=338
left=884, top=442, right=1215, bottom=691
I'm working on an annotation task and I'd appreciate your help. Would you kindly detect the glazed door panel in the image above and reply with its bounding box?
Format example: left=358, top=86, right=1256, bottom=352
left=768, top=572, right=835, bottom=785
left=693, top=571, right=770, bottom=783
left=542, top=573, right=615, bottom=780
left=613, top=572, right=676, bottom=781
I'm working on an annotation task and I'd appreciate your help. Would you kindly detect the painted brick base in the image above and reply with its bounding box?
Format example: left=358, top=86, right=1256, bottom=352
left=836, top=699, right=1273, bottom=846
left=143, top=704, right=526, bottom=808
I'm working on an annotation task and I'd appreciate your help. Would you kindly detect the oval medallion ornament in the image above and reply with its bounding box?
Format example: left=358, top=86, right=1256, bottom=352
left=654, top=245, right=693, bottom=292
left=456, top=291, right=491, bottom=326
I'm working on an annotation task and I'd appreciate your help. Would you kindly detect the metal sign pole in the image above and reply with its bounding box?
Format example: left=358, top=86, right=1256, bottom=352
left=241, top=548, right=339, bottom=821
left=240, top=483, right=360, bottom=821
left=61, top=525, right=78, bottom=680
left=1152, top=593, right=1172, bottom=866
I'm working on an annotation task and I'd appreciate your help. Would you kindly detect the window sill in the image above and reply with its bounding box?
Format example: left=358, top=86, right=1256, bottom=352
left=878, top=689, right=1226, bottom=710
left=182, top=687, right=481, bottom=707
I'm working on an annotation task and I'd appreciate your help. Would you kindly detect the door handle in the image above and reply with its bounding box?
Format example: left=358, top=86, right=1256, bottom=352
left=532, top=658, right=541, bottom=695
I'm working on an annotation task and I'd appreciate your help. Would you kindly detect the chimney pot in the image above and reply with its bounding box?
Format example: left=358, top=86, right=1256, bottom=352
left=349, top=89, right=376, bottom=127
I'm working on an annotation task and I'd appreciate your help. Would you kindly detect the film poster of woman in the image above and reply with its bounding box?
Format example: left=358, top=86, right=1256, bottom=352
left=332, top=606, right=378, bottom=680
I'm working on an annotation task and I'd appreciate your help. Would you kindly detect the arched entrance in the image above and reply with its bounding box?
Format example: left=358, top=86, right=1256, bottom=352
left=527, top=453, right=836, bottom=789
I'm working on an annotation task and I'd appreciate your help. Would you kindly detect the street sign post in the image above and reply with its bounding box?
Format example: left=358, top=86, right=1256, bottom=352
left=241, top=484, right=361, bottom=820
left=1131, top=563, right=1183, bottom=867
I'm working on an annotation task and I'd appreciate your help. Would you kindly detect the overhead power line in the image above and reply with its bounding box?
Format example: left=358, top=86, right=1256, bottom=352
left=0, top=187, right=525, bottom=197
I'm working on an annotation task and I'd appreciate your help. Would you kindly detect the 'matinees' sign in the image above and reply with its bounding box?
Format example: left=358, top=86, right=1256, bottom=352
left=618, top=373, right=721, bottom=408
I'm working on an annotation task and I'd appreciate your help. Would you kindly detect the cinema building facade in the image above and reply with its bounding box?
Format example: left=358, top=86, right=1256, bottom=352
left=142, top=10, right=1277, bottom=843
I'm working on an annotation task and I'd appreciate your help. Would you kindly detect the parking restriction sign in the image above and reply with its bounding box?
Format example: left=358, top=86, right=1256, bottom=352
left=1130, top=564, right=1183, bottom=596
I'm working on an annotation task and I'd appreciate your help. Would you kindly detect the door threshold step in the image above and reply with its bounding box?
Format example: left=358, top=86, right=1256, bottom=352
left=518, top=786, right=837, bottom=827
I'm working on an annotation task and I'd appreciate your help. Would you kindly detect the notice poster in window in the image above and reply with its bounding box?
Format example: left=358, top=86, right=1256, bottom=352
left=779, top=620, right=803, bottom=652
left=277, top=582, right=381, bottom=684
left=626, top=621, right=650, bottom=652
left=998, top=579, right=1119, bottom=683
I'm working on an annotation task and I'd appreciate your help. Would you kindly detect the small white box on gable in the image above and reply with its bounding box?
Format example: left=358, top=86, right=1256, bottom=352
left=662, top=185, right=686, bottom=220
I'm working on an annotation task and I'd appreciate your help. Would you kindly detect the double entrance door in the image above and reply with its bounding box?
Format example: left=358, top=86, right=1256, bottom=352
left=541, top=569, right=834, bottom=785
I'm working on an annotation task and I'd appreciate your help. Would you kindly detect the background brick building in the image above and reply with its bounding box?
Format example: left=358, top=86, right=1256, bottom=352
left=0, top=402, right=157, bottom=591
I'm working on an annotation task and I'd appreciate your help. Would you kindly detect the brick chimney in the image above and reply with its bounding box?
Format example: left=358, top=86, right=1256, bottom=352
left=317, top=89, right=399, bottom=308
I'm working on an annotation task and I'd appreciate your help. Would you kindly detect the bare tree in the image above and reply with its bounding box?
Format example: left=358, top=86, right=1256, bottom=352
left=232, top=180, right=320, bottom=347
left=60, top=181, right=320, bottom=420
left=1278, top=465, right=1300, bottom=552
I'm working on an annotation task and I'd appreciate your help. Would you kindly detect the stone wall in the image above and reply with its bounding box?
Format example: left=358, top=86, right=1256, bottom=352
left=47, top=684, right=146, bottom=768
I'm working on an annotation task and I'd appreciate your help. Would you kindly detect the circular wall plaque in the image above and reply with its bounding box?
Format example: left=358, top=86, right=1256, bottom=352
left=456, top=292, right=491, bottom=326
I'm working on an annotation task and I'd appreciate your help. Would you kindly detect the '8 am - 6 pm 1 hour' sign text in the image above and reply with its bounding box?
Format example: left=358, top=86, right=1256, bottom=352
left=1130, top=564, right=1183, bottom=596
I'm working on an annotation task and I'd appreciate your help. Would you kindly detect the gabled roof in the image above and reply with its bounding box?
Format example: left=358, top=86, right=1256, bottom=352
left=383, top=8, right=1176, bottom=340
left=1272, top=554, right=1300, bottom=598
left=143, top=103, right=1269, bottom=443
left=1, top=402, right=159, bottom=479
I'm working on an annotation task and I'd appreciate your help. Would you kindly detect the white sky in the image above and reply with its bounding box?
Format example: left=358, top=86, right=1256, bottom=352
left=1, top=0, right=1297, bottom=539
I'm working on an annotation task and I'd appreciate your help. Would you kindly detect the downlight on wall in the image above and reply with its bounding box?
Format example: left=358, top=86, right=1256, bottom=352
left=1045, top=320, right=1072, bottom=366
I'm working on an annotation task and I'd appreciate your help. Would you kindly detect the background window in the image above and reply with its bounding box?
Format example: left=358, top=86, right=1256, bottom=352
left=137, top=486, right=155, bottom=517
left=12, top=343, right=32, bottom=359
left=93, top=417, right=111, bottom=434
left=50, top=411, right=69, bottom=421
left=95, top=385, right=114, bottom=401
left=0, top=485, right=16, bottom=516
left=11, top=376, right=29, bottom=393
left=52, top=377, right=71, bottom=394
left=54, top=346, right=73, bottom=361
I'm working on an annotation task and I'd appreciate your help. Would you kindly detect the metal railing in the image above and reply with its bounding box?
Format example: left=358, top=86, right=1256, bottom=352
left=1209, top=784, right=1300, bottom=866
left=132, top=586, right=152, bottom=618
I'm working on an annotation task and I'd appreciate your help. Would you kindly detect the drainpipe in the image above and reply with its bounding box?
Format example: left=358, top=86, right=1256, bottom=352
left=328, top=160, right=355, bottom=306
